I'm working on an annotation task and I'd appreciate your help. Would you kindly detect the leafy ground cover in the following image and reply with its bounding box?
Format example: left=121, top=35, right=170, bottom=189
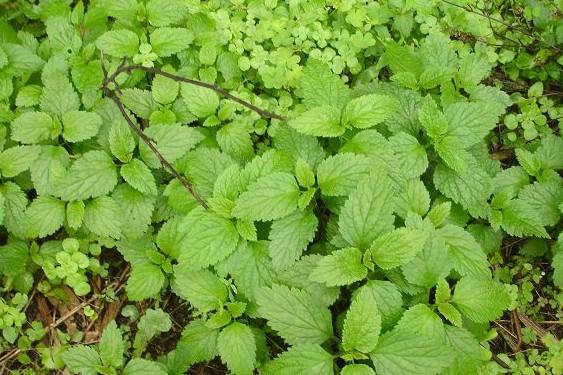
left=0, top=0, right=562, bottom=374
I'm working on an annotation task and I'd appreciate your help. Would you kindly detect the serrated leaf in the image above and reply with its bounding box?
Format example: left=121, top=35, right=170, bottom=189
left=178, top=319, right=219, bottom=366
left=99, top=321, right=124, bottom=368
left=181, top=84, right=219, bottom=118
left=57, top=151, right=118, bottom=201
left=452, top=277, right=511, bottom=323
left=395, top=179, right=430, bottom=219
left=358, top=280, right=403, bottom=329
left=342, top=288, right=381, bottom=353
left=62, top=110, right=102, bottom=143
left=309, top=247, right=367, bottom=286
left=127, top=264, right=165, bottom=301
left=95, top=29, right=139, bottom=57
left=317, top=153, right=372, bottom=196
left=83, top=196, right=122, bottom=239
left=146, top=0, right=187, bottom=26
left=233, top=172, right=300, bottom=221
left=396, top=304, right=445, bottom=342
left=122, top=358, right=167, bottom=375
left=262, top=345, right=333, bottom=375
left=120, top=88, right=156, bottom=119
left=109, top=119, right=136, bottom=163
left=370, top=228, right=428, bottom=269
left=389, top=132, right=428, bottom=178
left=120, top=159, right=157, bottom=195
left=0, top=145, right=40, bottom=177
left=342, top=94, right=395, bottom=129
left=173, top=268, right=228, bottom=312
left=40, top=76, right=80, bottom=118
left=11, top=111, right=54, bottom=144
left=299, top=59, right=350, bottom=109
left=288, top=106, right=344, bottom=137
left=24, top=196, right=65, bottom=238
left=370, top=329, right=452, bottom=375
left=341, top=364, right=376, bottom=375
left=268, top=209, right=318, bottom=270
left=518, top=181, right=562, bottom=227
left=113, top=184, right=155, bottom=239
left=338, top=171, right=394, bottom=249
left=499, top=199, right=549, bottom=238
left=438, top=302, right=462, bottom=327
left=438, top=225, right=489, bottom=277
left=256, top=284, right=332, bottom=346
left=61, top=345, right=101, bottom=375
left=217, top=322, right=256, bottom=375
left=150, top=27, right=193, bottom=57
left=30, top=146, right=70, bottom=196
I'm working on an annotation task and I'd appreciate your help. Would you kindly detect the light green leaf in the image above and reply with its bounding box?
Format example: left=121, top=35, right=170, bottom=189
left=150, top=27, right=193, bottom=57
left=30, top=146, right=70, bottom=196
left=83, top=196, right=122, bottom=239
left=395, top=179, right=430, bottom=219
left=499, top=199, right=549, bottom=238
left=217, top=322, right=256, bottom=375
left=24, top=196, right=65, bottom=239
left=233, top=172, right=300, bottom=221
left=95, top=29, right=139, bottom=57
left=109, top=119, right=136, bottom=163
left=438, top=302, right=462, bottom=327
left=0, top=182, right=28, bottom=238
left=358, top=281, right=403, bottom=329
left=40, top=76, right=80, bottom=118
left=178, top=319, right=219, bottom=366
left=434, top=135, right=470, bottom=174
left=11, top=111, right=54, bottom=144
left=99, top=321, right=124, bottom=368
left=309, top=247, right=367, bottom=287
left=438, top=225, right=489, bottom=277
left=62, top=345, right=101, bottom=375
left=341, top=364, right=376, bottom=375
left=216, top=122, right=254, bottom=161
left=256, top=284, right=332, bottom=346
left=396, top=304, right=445, bottom=342
left=134, top=309, right=172, bottom=356
left=317, top=153, right=372, bottom=197
left=370, top=329, right=452, bottom=375
left=342, top=288, right=381, bottom=353
left=452, top=277, right=511, bottom=323
left=120, top=88, right=156, bottom=119
left=370, top=228, right=428, bottom=269
left=445, top=102, right=499, bottom=147
left=181, top=84, right=219, bottom=118
left=120, top=159, right=157, bottom=195
left=300, top=59, right=350, bottom=109
left=152, top=74, right=179, bottom=105
left=0, top=145, right=40, bottom=177
left=268, top=209, right=318, bottom=270
left=338, top=171, right=394, bottom=249
left=126, top=264, right=165, bottom=301
left=518, top=181, right=562, bottom=227
left=122, top=358, right=167, bottom=375
left=57, top=151, right=118, bottom=201
left=62, top=111, right=102, bottom=143
left=179, top=209, right=239, bottom=269
left=262, top=345, right=333, bottom=375
left=146, top=0, right=187, bottom=27
left=389, top=132, right=428, bottom=178
left=288, top=106, right=344, bottom=137
left=342, top=94, right=395, bottom=129
left=173, top=268, right=228, bottom=312
left=113, top=184, right=155, bottom=239
left=66, top=200, right=84, bottom=230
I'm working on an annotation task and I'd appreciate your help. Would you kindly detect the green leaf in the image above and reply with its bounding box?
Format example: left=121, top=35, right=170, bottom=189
left=341, top=364, right=376, bottom=375
left=0, top=145, right=40, bottom=177
left=0, top=240, right=28, bottom=277
left=217, top=322, right=256, bottom=375
left=134, top=309, right=172, bottom=356
left=370, top=329, right=452, bottom=375
left=57, top=151, right=118, bottom=201
left=445, top=103, right=499, bottom=148
left=24, top=196, right=65, bottom=239
left=358, top=281, right=403, bottom=329
left=173, top=268, right=228, bottom=312
left=299, top=59, right=350, bottom=110
left=437, top=225, right=489, bottom=277
left=434, top=135, right=470, bottom=174
left=152, top=74, right=179, bottom=105
left=396, top=304, right=445, bottom=342
left=342, top=94, right=395, bottom=129
left=1, top=43, right=44, bottom=76
left=11, top=111, right=54, bottom=144
left=216, top=122, right=254, bottom=161
left=402, top=236, right=452, bottom=288
left=95, top=29, right=139, bottom=57
left=120, top=159, right=157, bottom=195
left=83, top=196, right=122, bottom=239
left=338, top=171, right=394, bottom=249
left=288, top=106, right=344, bottom=137
left=309, top=247, right=367, bottom=287
left=342, top=288, right=381, bottom=353
left=141, top=124, right=203, bottom=167
left=61, top=345, right=101, bottom=375
left=268, top=209, right=318, bottom=270
left=452, top=277, right=511, bottom=323
left=120, top=88, right=156, bottom=119
left=178, top=319, right=219, bottom=366
left=30, top=146, right=70, bottom=196
left=145, top=0, right=187, bottom=27
left=518, top=181, right=562, bottom=227
left=262, top=345, right=333, bottom=375
left=317, top=153, right=372, bottom=197
left=0, top=182, right=28, bottom=238
left=370, top=228, right=428, bottom=269
left=179, top=209, right=239, bottom=269
left=256, top=284, right=333, bottom=345
left=443, top=326, right=484, bottom=374
left=385, top=42, right=422, bottom=77
left=150, top=27, right=193, bottom=57
left=109, top=119, right=136, bottom=163
left=395, top=179, right=430, bottom=219
left=389, top=132, right=428, bottom=178
left=438, top=302, right=462, bottom=327
left=122, top=358, right=167, bottom=375
left=499, top=199, right=549, bottom=238
left=99, top=321, right=124, bottom=368
left=233, top=172, right=300, bottom=221
left=181, top=84, right=219, bottom=118
left=61, top=111, right=102, bottom=143
left=126, top=264, right=165, bottom=301
left=113, top=184, right=154, bottom=239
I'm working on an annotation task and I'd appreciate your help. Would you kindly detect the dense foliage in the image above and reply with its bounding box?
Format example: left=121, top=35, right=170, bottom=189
left=0, top=0, right=561, bottom=374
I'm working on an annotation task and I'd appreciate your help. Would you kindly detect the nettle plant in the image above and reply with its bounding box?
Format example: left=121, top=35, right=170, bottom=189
left=0, top=1, right=562, bottom=375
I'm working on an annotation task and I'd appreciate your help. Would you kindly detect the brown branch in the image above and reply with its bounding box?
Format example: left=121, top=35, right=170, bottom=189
left=106, top=64, right=286, bottom=121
